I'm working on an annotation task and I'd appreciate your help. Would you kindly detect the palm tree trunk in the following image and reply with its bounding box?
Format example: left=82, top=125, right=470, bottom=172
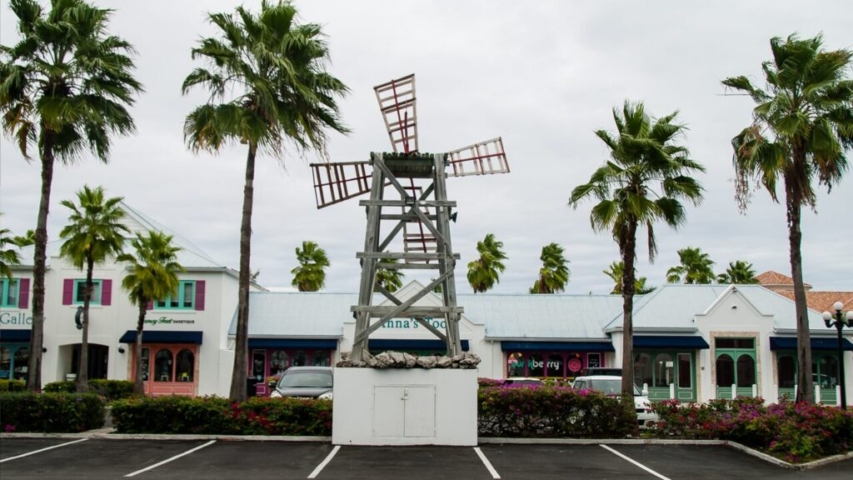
left=134, top=299, right=146, bottom=396
left=77, top=256, right=95, bottom=392
left=229, top=144, right=257, bottom=402
left=787, top=176, right=814, bottom=403
left=620, top=221, right=638, bottom=397
left=26, top=129, right=55, bottom=392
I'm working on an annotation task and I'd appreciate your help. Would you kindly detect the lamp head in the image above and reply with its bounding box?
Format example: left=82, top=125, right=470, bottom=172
left=847, top=310, right=853, bottom=327
left=833, top=301, right=844, bottom=312
left=823, top=311, right=833, bottom=327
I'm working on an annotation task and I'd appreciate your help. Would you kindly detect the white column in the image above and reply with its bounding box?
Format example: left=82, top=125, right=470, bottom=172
left=751, top=384, right=757, bottom=397
left=642, top=383, right=648, bottom=396
left=836, top=385, right=841, bottom=407
left=731, top=383, right=736, bottom=399
left=669, top=383, right=675, bottom=400
left=815, top=384, right=821, bottom=404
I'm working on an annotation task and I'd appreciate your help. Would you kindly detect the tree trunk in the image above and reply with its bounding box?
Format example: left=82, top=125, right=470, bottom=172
left=26, top=129, right=55, bottom=392
left=134, top=298, right=146, bottom=396
left=786, top=172, right=814, bottom=403
left=229, top=144, right=257, bottom=402
left=620, top=221, right=638, bottom=397
left=76, top=256, right=95, bottom=392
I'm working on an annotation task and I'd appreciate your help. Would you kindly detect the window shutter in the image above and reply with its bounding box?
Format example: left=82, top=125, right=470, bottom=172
left=18, top=278, right=30, bottom=309
left=194, top=280, right=205, bottom=311
left=102, top=279, right=112, bottom=306
left=146, top=300, right=154, bottom=310
left=63, top=279, right=74, bottom=305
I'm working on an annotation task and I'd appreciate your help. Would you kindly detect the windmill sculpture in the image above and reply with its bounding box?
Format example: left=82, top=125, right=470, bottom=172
left=310, top=74, right=509, bottom=361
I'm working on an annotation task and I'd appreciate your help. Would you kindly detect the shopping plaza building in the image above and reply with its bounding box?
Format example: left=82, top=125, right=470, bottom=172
left=2, top=204, right=851, bottom=403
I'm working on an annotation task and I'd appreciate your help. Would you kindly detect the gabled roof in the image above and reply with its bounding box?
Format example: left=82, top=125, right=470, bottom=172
left=604, top=285, right=728, bottom=332
left=228, top=292, right=352, bottom=338
left=776, top=290, right=853, bottom=314
left=756, top=270, right=812, bottom=290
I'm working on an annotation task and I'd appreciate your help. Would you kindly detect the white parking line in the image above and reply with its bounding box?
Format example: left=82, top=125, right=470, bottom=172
left=474, top=447, right=501, bottom=479
left=124, top=440, right=216, bottom=477
left=0, top=438, right=88, bottom=463
left=307, top=445, right=340, bottom=479
left=600, top=444, right=671, bottom=480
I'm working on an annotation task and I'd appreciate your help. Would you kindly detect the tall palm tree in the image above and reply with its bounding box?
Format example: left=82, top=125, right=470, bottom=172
left=58, top=186, right=128, bottom=391
left=0, top=0, right=142, bottom=391
left=117, top=231, right=183, bottom=396
left=183, top=1, right=349, bottom=401
left=0, top=214, right=23, bottom=279
left=12, top=229, right=35, bottom=248
left=467, top=233, right=508, bottom=293
left=529, top=242, right=570, bottom=294
left=290, top=241, right=330, bottom=292
left=603, top=261, right=655, bottom=295
left=717, top=260, right=759, bottom=284
left=722, top=34, right=852, bottom=403
left=374, top=259, right=405, bottom=293
left=570, top=101, right=705, bottom=395
left=666, top=246, right=716, bottom=284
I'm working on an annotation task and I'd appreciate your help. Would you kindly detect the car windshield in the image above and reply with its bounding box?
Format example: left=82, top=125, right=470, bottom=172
left=587, top=379, right=642, bottom=396
left=278, top=371, right=332, bottom=388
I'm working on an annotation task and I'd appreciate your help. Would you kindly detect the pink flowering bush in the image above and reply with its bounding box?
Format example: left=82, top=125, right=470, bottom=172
left=647, top=397, right=853, bottom=463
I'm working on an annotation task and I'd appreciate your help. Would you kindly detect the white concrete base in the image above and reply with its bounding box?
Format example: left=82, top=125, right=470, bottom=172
left=332, top=368, right=478, bottom=446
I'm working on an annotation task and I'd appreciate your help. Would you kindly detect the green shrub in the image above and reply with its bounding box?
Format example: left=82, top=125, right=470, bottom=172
left=43, top=381, right=76, bottom=393
left=43, top=380, right=135, bottom=401
left=0, top=379, right=26, bottom=392
left=478, top=385, right=635, bottom=438
left=0, top=392, right=105, bottom=433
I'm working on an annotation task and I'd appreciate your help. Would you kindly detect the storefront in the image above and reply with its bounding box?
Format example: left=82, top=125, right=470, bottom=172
left=120, top=330, right=203, bottom=396
left=0, top=329, right=31, bottom=381
left=632, top=335, right=709, bottom=402
left=248, top=339, right=338, bottom=396
left=501, top=342, right=613, bottom=381
left=771, top=336, right=853, bottom=404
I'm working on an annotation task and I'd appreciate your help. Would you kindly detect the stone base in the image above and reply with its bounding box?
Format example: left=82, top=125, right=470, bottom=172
left=332, top=368, right=477, bottom=446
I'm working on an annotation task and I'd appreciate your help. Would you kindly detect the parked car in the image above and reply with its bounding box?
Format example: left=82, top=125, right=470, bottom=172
left=571, top=375, right=657, bottom=427
left=269, top=366, right=334, bottom=400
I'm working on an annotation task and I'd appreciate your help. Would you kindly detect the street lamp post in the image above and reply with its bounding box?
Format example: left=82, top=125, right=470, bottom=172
left=822, top=301, right=853, bottom=410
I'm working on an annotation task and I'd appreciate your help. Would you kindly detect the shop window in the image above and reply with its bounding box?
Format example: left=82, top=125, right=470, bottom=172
left=815, top=356, right=839, bottom=388
left=12, top=348, right=29, bottom=381
left=634, top=353, right=652, bottom=387
left=154, top=349, right=173, bottom=382
left=251, top=350, right=266, bottom=380
left=677, top=353, right=691, bottom=388
left=74, top=280, right=102, bottom=305
left=546, top=354, right=564, bottom=377
left=716, top=338, right=754, bottom=349
left=0, top=347, right=10, bottom=378
left=654, top=354, right=673, bottom=387
left=507, top=353, right=525, bottom=377
left=156, top=281, right=195, bottom=309
left=716, top=354, right=734, bottom=387
left=736, top=355, right=755, bottom=387
left=270, top=351, right=288, bottom=375
left=777, top=355, right=795, bottom=388
left=292, top=351, right=307, bottom=367
left=140, top=348, right=150, bottom=381
left=528, top=354, right=544, bottom=377
left=176, top=349, right=194, bottom=382
left=313, top=351, right=330, bottom=367
left=1, top=279, right=18, bottom=307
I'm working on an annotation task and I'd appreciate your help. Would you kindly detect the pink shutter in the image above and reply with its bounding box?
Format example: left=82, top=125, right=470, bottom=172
left=101, top=279, right=112, bottom=306
left=63, top=279, right=74, bottom=305
left=18, top=278, right=30, bottom=309
left=194, top=280, right=205, bottom=311
left=146, top=300, right=154, bottom=310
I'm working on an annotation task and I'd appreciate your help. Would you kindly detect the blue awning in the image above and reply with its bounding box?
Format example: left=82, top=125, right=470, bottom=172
left=248, top=339, right=337, bottom=349
left=0, top=329, right=31, bottom=342
left=634, top=335, right=710, bottom=349
left=501, top=341, right=615, bottom=352
left=369, top=339, right=470, bottom=352
left=119, top=330, right=203, bottom=344
left=770, top=336, right=853, bottom=351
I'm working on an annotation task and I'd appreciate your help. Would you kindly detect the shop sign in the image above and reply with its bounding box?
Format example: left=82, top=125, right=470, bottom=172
left=0, top=311, right=32, bottom=325
left=379, top=317, right=446, bottom=330
left=143, top=316, right=195, bottom=325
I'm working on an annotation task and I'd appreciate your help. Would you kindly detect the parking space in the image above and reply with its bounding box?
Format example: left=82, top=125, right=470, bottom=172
left=0, top=438, right=851, bottom=479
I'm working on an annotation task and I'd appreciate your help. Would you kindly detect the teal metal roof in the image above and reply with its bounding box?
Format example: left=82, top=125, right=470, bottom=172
left=228, top=292, right=355, bottom=338
left=604, top=285, right=728, bottom=332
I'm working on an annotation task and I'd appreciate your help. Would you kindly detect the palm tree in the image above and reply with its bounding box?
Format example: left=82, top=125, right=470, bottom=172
left=603, top=261, right=655, bottom=295
left=12, top=229, right=35, bottom=248
left=717, top=260, right=759, bottom=284
left=117, top=231, right=183, bottom=396
left=570, top=101, right=705, bottom=395
left=529, top=243, right=570, bottom=294
left=290, top=241, right=330, bottom=292
left=0, top=0, right=142, bottom=391
left=666, top=246, right=716, bottom=284
left=58, top=186, right=129, bottom=391
left=0, top=214, right=23, bottom=279
left=183, top=1, right=349, bottom=401
left=374, top=259, right=405, bottom=293
left=722, top=34, right=852, bottom=403
left=467, top=233, right=508, bottom=293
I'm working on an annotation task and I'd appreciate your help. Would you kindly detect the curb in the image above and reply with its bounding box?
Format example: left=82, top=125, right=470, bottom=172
left=0, top=431, right=331, bottom=442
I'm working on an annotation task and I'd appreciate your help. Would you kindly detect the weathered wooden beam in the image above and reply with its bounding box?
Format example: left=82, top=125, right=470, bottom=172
left=356, top=252, right=460, bottom=260
left=359, top=200, right=456, bottom=207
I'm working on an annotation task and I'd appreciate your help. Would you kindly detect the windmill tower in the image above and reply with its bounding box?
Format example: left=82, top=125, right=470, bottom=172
left=310, top=74, right=509, bottom=361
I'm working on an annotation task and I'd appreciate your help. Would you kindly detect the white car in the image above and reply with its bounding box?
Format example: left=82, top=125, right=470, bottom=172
left=571, top=375, right=657, bottom=427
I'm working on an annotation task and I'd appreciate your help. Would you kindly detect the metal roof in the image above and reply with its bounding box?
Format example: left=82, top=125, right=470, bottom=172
left=228, top=292, right=355, bottom=338
left=604, top=285, right=728, bottom=332
left=732, top=285, right=831, bottom=333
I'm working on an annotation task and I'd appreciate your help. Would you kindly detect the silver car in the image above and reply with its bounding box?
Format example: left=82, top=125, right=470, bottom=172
left=571, top=375, right=658, bottom=427
left=269, top=366, right=333, bottom=400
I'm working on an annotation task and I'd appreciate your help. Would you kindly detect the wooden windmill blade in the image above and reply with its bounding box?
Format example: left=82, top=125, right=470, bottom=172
left=309, top=161, right=373, bottom=209
left=375, top=74, right=418, bottom=154
left=446, top=137, right=509, bottom=177
left=401, top=185, right=437, bottom=259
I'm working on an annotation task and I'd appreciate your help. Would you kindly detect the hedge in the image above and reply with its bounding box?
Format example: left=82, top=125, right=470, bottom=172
left=43, top=379, right=135, bottom=401
left=0, top=379, right=26, bottom=392
left=478, top=385, right=636, bottom=438
left=0, top=392, right=105, bottom=433
left=110, top=396, right=332, bottom=436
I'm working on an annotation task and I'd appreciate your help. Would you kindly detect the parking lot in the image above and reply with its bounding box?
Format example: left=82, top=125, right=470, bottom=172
left=1, top=438, right=852, bottom=479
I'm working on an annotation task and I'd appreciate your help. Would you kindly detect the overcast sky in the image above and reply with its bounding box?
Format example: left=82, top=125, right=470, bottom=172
left=1, top=0, right=852, bottom=296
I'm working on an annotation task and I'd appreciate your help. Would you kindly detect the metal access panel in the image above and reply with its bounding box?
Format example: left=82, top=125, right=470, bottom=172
left=372, top=385, right=436, bottom=438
